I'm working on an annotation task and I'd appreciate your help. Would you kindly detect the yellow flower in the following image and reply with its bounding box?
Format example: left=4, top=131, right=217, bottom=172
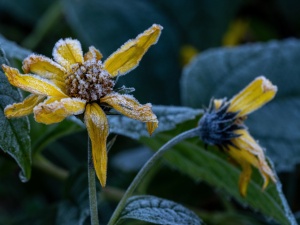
left=179, top=45, right=198, bottom=66
left=198, top=76, right=277, bottom=196
left=222, top=19, right=249, bottom=47
left=2, top=24, right=163, bottom=187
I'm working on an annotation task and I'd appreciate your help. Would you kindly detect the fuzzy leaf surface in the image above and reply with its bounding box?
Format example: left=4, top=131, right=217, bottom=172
left=118, top=195, right=202, bottom=225
left=0, top=35, right=31, bottom=61
left=0, top=48, right=31, bottom=181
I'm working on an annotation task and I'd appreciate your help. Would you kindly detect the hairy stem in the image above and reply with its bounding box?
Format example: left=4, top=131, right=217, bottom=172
left=88, top=137, right=99, bottom=225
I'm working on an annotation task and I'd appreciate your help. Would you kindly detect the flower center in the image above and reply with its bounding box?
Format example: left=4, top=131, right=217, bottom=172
left=65, top=59, right=115, bottom=102
left=197, top=100, right=244, bottom=148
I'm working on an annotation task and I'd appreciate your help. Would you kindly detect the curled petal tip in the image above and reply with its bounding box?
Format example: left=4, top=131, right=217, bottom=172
left=147, top=121, right=159, bottom=136
left=259, top=76, right=278, bottom=94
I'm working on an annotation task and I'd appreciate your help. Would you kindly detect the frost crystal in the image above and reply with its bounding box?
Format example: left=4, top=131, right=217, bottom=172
left=65, top=59, right=115, bottom=101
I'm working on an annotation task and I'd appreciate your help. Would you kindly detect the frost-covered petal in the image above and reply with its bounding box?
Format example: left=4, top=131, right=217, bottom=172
left=22, top=54, right=67, bottom=90
left=228, top=129, right=276, bottom=194
left=4, top=94, right=45, bottom=118
left=84, top=46, right=103, bottom=61
left=84, top=103, right=109, bottom=187
left=147, top=121, right=158, bottom=136
left=101, top=93, right=158, bottom=135
left=103, top=24, right=163, bottom=77
left=2, top=65, right=68, bottom=97
left=52, top=38, right=84, bottom=71
left=34, top=97, right=86, bottom=124
left=228, top=76, right=277, bottom=116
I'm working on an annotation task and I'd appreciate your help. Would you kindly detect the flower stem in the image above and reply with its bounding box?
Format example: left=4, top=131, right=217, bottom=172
left=88, top=137, right=99, bottom=225
left=107, top=128, right=199, bottom=225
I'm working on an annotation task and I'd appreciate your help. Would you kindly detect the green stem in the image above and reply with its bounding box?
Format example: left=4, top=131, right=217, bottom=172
left=33, top=154, right=68, bottom=181
left=88, top=138, right=99, bottom=225
left=107, top=128, right=199, bottom=225
left=22, top=1, right=62, bottom=49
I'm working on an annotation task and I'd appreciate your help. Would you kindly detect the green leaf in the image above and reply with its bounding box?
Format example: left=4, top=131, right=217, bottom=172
left=181, top=39, right=300, bottom=172
left=118, top=195, right=202, bottom=225
left=108, top=105, right=202, bottom=140
left=62, top=0, right=181, bottom=104
left=0, top=48, right=31, bottom=181
left=30, top=116, right=85, bottom=154
left=0, top=34, right=31, bottom=61
left=140, top=124, right=297, bottom=225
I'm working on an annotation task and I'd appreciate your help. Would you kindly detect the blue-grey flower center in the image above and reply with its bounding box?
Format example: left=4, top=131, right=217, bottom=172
left=197, top=99, right=245, bottom=149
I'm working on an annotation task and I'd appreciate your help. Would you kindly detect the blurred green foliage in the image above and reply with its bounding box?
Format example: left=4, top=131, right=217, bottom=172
left=1, top=0, right=300, bottom=224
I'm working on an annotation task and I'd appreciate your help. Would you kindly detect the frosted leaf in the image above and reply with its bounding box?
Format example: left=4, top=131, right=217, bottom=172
left=0, top=48, right=31, bottom=180
left=108, top=105, right=202, bottom=139
left=0, top=34, right=31, bottom=61
left=119, top=195, right=202, bottom=225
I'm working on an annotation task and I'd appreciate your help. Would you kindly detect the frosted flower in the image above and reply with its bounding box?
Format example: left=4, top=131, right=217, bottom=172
left=2, top=24, right=162, bottom=187
left=198, top=76, right=277, bottom=196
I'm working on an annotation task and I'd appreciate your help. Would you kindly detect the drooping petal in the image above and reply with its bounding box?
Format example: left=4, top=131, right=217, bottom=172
left=22, top=54, right=67, bottom=91
left=2, top=65, right=68, bottom=97
left=228, top=76, right=277, bottom=116
left=101, top=93, right=158, bottom=135
left=103, top=24, right=163, bottom=77
left=84, top=103, right=109, bottom=187
left=34, top=97, right=86, bottom=124
left=229, top=129, right=276, bottom=192
left=4, top=94, right=45, bottom=118
left=84, top=46, right=103, bottom=61
left=52, top=38, right=84, bottom=71
left=238, top=160, right=252, bottom=197
left=147, top=121, right=158, bottom=136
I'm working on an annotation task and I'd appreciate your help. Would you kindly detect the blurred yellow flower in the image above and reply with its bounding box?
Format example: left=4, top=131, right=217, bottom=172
left=179, top=45, right=198, bottom=66
left=223, top=19, right=249, bottom=47
left=198, top=76, right=277, bottom=196
left=2, top=24, right=162, bottom=187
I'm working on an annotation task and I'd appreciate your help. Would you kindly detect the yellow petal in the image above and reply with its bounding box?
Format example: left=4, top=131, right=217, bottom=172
left=147, top=121, right=158, bottom=136
left=52, top=38, right=84, bottom=71
left=238, top=160, right=252, bottom=197
left=22, top=54, right=67, bottom=90
left=84, top=46, right=103, bottom=61
left=2, top=65, right=68, bottom=97
left=101, top=93, right=158, bottom=134
left=34, top=97, right=86, bottom=124
left=84, top=103, right=109, bottom=187
left=229, top=129, right=276, bottom=191
left=228, top=76, right=277, bottom=116
left=104, top=24, right=163, bottom=77
left=4, top=94, right=45, bottom=118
